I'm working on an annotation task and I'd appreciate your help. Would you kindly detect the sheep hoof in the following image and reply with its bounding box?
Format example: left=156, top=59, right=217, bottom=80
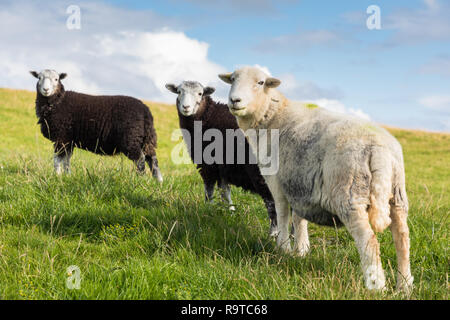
left=396, top=275, right=414, bottom=294
left=294, top=242, right=310, bottom=258
left=277, top=238, right=292, bottom=253
left=364, top=265, right=386, bottom=291
left=269, top=224, right=279, bottom=238
left=281, top=244, right=292, bottom=254
left=229, top=205, right=236, bottom=212
left=153, top=170, right=163, bottom=183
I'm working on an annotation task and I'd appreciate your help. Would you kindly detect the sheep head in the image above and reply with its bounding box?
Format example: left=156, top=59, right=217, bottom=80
left=165, top=81, right=215, bottom=117
left=30, top=69, right=67, bottom=97
left=218, top=66, right=281, bottom=119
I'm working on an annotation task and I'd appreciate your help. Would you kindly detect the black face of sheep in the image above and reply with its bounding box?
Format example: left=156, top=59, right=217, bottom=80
left=30, top=69, right=163, bottom=182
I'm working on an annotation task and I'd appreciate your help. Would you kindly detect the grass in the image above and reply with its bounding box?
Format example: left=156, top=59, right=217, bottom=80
left=0, top=87, right=448, bottom=300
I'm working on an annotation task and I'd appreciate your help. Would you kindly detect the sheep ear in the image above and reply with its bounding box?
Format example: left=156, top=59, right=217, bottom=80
left=203, top=86, right=215, bottom=96
left=218, top=73, right=233, bottom=84
left=59, top=73, right=67, bottom=80
left=265, top=77, right=281, bottom=88
left=165, top=83, right=178, bottom=94
left=30, top=71, right=39, bottom=79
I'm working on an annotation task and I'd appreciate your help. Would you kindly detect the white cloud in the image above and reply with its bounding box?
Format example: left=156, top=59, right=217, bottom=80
left=306, top=99, right=371, bottom=120
left=277, top=73, right=344, bottom=100
left=424, top=0, right=439, bottom=10
left=0, top=1, right=224, bottom=103
left=254, top=29, right=346, bottom=53
left=384, top=0, right=450, bottom=45
left=441, top=118, right=450, bottom=131
left=419, top=55, right=450, bottom=77
left=419, top=95, right=450, bottom=113
left=274, top=73, right=370, bottom=120
left=180, top=0, right=298, bottom=15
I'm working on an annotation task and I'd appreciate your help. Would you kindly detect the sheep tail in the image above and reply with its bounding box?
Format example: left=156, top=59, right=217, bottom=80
left=368, top=148, right=393, bottom=233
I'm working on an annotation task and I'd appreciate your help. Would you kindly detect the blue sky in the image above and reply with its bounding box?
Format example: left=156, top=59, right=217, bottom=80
left=1, top=0, right=449, bottom=131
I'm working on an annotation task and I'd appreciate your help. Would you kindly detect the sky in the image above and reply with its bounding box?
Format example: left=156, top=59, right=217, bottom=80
left=0, top=0, right=449, bottom=132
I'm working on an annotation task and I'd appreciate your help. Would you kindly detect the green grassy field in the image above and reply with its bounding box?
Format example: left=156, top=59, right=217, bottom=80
left=0, top=88, right=448, bottom=300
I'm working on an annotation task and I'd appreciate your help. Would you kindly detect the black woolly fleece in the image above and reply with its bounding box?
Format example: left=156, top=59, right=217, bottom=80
left=34, top=82, right=157, bottom=161
left=177, top=95, right=276, bottom=224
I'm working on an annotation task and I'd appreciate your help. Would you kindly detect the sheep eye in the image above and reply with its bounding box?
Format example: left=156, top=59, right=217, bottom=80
left=198, top=92, right=202, bottom=96
left=258, top=81, right=264, bottom=85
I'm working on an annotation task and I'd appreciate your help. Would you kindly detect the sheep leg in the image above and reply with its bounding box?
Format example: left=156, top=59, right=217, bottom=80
left=146, top=155, right=163, bottom=183
left=276, top=199, right=291, bottom=252
left=292, top=213, right=310, bottom=257
left=272, top=191, right=291, bottom=253
left=390, top=205, right=413, bottom=292
left=54, top=143, right=72, bottom=174
left=54, top=154, right=71, bottom=174
left=204, top=181, right=215, bottom=203
left=243, top=164, right=278, bottom=237
left=343, top=206, right=386, bottom=290
left=134, top=152, right=146, bottom=174
left=219, top=180, right=235, bottom=211
left=263, top=199, right=278, bottom=237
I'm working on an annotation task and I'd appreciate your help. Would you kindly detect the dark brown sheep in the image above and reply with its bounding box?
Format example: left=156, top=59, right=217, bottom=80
left=166, top=81, right=277, bottom=236
left=30, top=69, right=162, bottom=182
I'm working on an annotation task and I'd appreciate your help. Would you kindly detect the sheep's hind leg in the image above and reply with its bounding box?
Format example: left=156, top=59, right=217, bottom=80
left=390, top=204, right=413, bottom=293
left=292, top=213, right=310, bottom=257
left=342, top=205, right=386, bottom=290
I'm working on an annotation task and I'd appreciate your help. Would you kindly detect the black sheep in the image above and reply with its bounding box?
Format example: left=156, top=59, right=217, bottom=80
left=166, top=81, right=277, bottom=236
left=30, top=69, right=163, bottom=182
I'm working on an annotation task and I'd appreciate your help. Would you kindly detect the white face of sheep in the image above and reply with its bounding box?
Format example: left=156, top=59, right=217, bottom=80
left=165, top=81, right=215, bottom=117
left=30, top=69, right=67, bottom=97
left=218, top=67, right=281, bottom=117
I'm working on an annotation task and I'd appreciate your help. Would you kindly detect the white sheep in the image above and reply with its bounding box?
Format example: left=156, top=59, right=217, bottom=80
left=219, top=66, right=413, bottom=292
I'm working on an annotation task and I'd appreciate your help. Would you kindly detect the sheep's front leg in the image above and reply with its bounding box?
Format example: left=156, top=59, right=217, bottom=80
left=54, top=153, right=72, bottom=174
left=272, top=193, right=291, bottom=253
left=54, top=144, right=72, bottom=175
left=292, top=213, right=310, bottom=257
left=150, top=156, right=163, bottom=183
left=204, top=181, right=215, bottom=203
left=219, top=181, right=235, bottom=211
left=343, top=206, right=386, bottom=290
left=275, top=198, right=291, bottom=252
left=263, top=199, right=278, bottom=238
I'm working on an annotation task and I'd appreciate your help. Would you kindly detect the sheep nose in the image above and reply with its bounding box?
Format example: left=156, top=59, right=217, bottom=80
left=182, top=105, right=190, bottom=110
left=230, top=98, right=241, bottom=105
